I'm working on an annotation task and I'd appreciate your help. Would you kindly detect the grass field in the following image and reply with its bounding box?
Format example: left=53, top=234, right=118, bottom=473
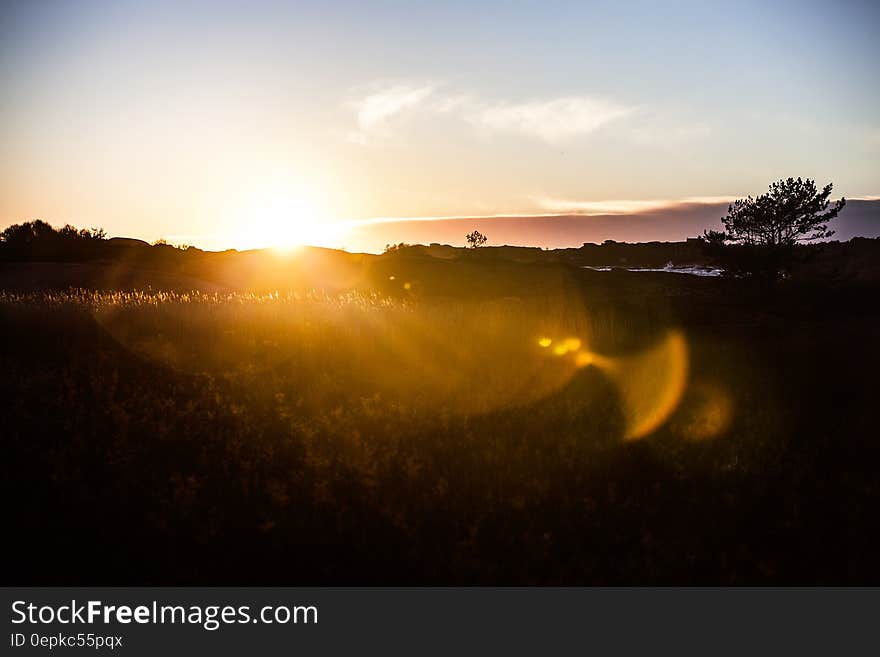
left=2, top=262, right=879, bottom=584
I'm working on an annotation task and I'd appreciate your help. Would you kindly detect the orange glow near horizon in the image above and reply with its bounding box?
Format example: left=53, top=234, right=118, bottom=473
left=224, top=180, right=345, bottom=252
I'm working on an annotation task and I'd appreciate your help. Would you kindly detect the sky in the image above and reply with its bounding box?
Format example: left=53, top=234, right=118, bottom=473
left=1, top=0, right=878, bottom=252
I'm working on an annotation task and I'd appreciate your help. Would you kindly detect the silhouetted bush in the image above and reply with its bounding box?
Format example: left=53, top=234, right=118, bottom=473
left=0, top=220, right=106, bottom=262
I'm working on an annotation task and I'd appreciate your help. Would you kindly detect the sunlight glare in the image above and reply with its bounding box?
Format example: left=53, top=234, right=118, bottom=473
left=230, top=181, right=343, bottom=251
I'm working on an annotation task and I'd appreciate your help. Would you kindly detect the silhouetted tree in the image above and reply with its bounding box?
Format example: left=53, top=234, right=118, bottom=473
left=701, top=178, right=845, bottom=280
left=466, top=230, right=487, bottom=248
left=1, top=219, right=56, bottom=248
left=721, top=178, right=843, bottom=246
left=0, top=220, right=106, bottom=261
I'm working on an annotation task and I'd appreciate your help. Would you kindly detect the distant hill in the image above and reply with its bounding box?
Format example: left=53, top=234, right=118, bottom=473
left=2, top=229, right=880, bottom=294
left=346, top=199, right=880, bottom=252
left=3, top=213, right=880, bottom=293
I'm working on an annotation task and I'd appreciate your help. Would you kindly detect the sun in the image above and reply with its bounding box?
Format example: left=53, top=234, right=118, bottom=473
left=224, top=171, right=347, bottom=252
left=251, top=194, right=323, bottom=250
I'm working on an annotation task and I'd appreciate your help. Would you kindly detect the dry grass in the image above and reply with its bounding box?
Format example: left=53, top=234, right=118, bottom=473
left=2, top=279, right=878, bottom=584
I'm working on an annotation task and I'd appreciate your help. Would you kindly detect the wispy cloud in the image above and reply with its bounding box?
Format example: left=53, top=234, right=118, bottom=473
left=346, top=82, right=632, bottom=145
left=344, top=196, right=736, bottom=227
left=467, top=97, right=632, bottom=143
left=532, top=195, right=733, bottom=215
left=348, top=83, right=436, bottom=144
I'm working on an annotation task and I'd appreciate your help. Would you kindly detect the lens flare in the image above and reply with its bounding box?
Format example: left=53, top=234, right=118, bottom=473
left=563, top=337, right=582, bottom=351
left=605, top=330, right=689, bottom=441
left=676, top=380, right=733, bottom=441
left=539, top=329, right=689, bottom=441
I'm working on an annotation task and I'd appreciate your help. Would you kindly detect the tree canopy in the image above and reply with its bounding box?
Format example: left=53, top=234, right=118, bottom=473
left=466, top=230, right=487, bottom=248
left=701, top=178, right=845, bottom=281
left=0, top=220, right=107, bottom=261
left=719, top=177, right=844, bottom=247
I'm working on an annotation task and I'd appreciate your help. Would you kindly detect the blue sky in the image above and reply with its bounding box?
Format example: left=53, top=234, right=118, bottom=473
left=1, top=0, right=878, bottom=249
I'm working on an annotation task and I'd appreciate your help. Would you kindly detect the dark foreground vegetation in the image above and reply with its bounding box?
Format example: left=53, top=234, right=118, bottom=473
left=2, top=231, right=880, bottom=584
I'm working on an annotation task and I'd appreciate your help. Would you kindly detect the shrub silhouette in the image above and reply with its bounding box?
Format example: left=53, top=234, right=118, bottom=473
left=383, top=242, right=411, bottom=254
left=466, top=230, right=487, bottom=248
